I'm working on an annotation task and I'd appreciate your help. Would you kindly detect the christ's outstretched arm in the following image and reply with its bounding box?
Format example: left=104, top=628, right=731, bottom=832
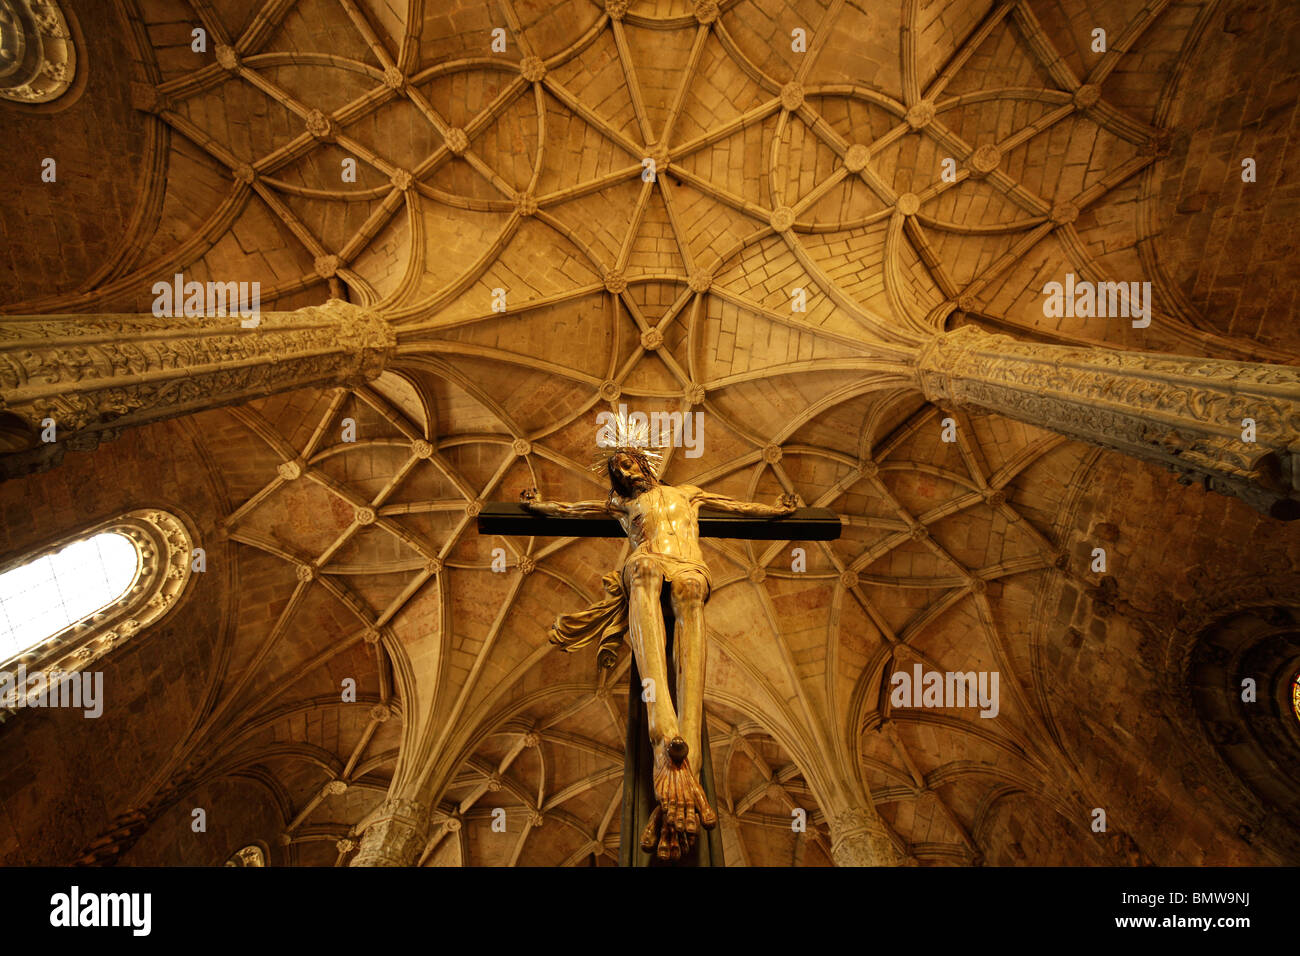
left=690, top=488, right=798, bottom=517
left=519, top=488, right=615, bottom=518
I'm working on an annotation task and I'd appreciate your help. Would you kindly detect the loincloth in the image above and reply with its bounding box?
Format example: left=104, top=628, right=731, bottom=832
left=548, top=551, right=711, bottom=668
left=621, top=548, right=712, bottom=600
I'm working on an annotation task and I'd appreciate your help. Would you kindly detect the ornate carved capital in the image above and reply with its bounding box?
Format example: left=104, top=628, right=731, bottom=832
left=828, top=807, right=898, bottom=866
left=916, top=326, right=1300, bottom=519
left=349, top=797, right=431, bottom=867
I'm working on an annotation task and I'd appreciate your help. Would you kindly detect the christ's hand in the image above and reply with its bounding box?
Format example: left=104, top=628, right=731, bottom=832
left=691, top=487, right=800, bottom=518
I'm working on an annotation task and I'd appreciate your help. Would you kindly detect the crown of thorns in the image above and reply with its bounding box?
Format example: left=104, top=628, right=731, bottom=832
left=589, top=409, right=666, bottom=479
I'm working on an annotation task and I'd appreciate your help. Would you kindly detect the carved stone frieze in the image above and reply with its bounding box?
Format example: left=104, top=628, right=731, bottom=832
left=0, top=300, right=395, bottom=470
left=916, top=326, right=1300, bottom=519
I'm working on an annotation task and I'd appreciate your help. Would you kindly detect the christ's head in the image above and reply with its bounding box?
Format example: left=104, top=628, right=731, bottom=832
left=607, top=451, right=658, bottom=498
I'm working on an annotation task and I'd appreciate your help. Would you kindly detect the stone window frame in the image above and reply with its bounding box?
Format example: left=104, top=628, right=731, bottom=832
left=0, top=0, right=80, bottom=107
left=0, top=508, right=196, bottom=687
left=1290, top=667, right=1300, bottom=738
left=224, top=843, right=268, bottom=867
left=1182, top=605, right=1300, bottom=839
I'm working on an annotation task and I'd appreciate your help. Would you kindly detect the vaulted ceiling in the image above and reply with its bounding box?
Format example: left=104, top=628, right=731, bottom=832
left=1, top=0, right=1297, bottom=867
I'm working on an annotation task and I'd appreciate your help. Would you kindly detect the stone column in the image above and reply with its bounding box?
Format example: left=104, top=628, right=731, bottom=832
left=72, top=809, right=153, bottom=866
left=828, top=807, right=899, bottom=866
left=0, top=300, right=394, bottom=477
left=916, top=325, right=1300, bottom=520
left=350, top=797, right=431, bottom=867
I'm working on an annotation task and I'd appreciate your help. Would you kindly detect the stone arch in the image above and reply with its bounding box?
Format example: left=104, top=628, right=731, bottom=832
left=973, top=787, right=1124, bottom=867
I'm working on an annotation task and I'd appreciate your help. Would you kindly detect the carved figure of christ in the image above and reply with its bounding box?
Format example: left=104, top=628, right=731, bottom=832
left=521, top=450, right=798, bottom=859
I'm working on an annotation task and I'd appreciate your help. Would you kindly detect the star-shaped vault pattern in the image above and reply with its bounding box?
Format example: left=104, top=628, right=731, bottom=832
left=25, top=0, right=1281, bottom=867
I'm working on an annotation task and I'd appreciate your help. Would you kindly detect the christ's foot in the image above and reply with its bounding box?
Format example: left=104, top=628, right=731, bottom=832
left=646, top=736, right=717, bottom=859
left=640, top=806, right=689, bottom=861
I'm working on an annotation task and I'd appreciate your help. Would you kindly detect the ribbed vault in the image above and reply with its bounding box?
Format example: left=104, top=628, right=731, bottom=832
left=0, top=0, right=1297, bottom=867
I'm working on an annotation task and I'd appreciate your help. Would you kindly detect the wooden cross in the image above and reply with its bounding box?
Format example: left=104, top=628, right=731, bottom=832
left=476, top=500, right=841, bottom=866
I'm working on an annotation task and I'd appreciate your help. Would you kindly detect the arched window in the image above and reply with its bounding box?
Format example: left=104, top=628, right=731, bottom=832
left=0, top=531, right=140, bottom=662
left=0, top=510, right=195, bottom=687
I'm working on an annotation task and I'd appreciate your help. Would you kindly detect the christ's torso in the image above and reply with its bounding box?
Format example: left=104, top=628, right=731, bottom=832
left=615, top=484, right=703, bottom=564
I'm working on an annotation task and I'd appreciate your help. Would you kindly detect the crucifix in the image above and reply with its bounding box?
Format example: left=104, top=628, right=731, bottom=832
left=476, top=419, right=840, bottom=865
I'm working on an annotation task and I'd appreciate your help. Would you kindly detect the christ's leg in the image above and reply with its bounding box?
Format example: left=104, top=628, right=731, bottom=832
left=670, top=572, right=708, bottom=778
left=670, top=571, right=717, bottom=834
left=625, top=558, right=706, bottom=859
left=624, top=559, right=678, bottom=753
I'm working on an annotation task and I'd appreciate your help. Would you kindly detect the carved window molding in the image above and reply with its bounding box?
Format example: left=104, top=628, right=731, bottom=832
left=0, top=0, right=76, bottom=104
left=224, top=844, right=267, bottom=867
left=0, top=509, right=195, bottom=684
